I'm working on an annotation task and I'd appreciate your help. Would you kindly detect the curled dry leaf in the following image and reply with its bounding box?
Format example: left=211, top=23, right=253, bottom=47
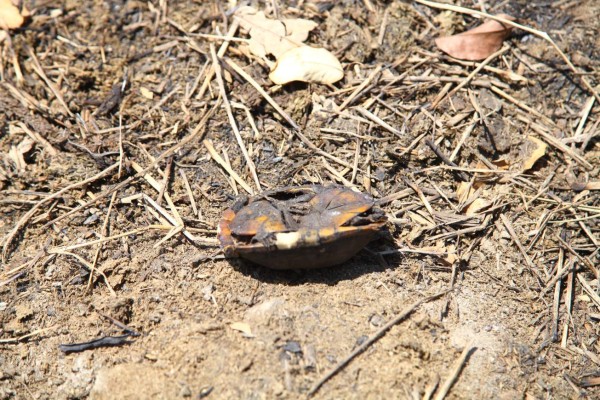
left=435, top=14, right=515, bottom=61
left=235, top=6, right=343, bottom=85
left=522, top=136, right=547, bottom=171
left=0, top=0, right=29, bottom=29
left=235, top=6, right=317, bottom=59
left=269, top=46, right=344, bottom=85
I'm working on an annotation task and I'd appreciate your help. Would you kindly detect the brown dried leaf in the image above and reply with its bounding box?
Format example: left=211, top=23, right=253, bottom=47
left=435, top=14, right=515, bottom=61
left=235, top=6, right=317, bottom=59
left=0, top=0, right=28, bottom=29
left=269, top=46, right=344, bottom=85
left=522, top=136, right=547, bottom=171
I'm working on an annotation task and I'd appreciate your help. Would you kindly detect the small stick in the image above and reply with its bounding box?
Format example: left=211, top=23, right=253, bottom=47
left=578, top=275, right=600, bottom=309
left=500, top=214, right=543, bottom=285
left=423, top=375, right=441, bottom=400
left=14, top=121, right=58, bottom=156
left=86, top=191, right=118, bottom=293
left=449, top=114, right=478, bottom=162
left=339, top=65, right=383, bottom=111
left=56, top=250, right=116, bottom=296
left=221, top=148, right=239, bottom=195
left=490, top=86, right=555, bottom=127
left=403, top=178, right=435, bottom=218
left=351, top=138, right=360, bottom=184
left=561, top=262, right=575, bottom=348
left=210, top=44, right=261, bottom=192
left=203, top=139, right=254, bottom=194
left=130, top=161, right=183, bottom=226
left=551, top=245, right=564, bottom=341
left=156, top=156, right=173, bottom=205
left=179, top=169, right=199, bottom=217
left=573, top=96, right=595, bottom=138
left=27, top=47, right=74, bottom=117
left=433, top=340, right=477, bottom=400
left=0, top=326, right=56, bottom=344
left=425, top=139, right=470, bottom=182
left=2, top=163, right=119, bottom=262
left=197, top=20, right=239, bottom=100
left=355, top=106, right=402, bottom=137
left=224, top=57, right=300, bottom=130
left=433, top=45, right=509, bottom=109
left=143, top=195, right=193, bottom=242
left=307, top=290, right=450, bottom=397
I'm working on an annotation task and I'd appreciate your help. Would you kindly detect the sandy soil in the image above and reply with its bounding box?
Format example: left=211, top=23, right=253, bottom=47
left=1, top=1, right=599, bottom=399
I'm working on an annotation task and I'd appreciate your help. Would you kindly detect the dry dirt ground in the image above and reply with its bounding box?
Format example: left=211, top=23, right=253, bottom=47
left=1, top=0, right=599, bottom=399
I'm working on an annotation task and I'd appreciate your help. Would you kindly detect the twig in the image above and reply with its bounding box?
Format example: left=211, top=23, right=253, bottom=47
left=210, top=44, right=261, bottom=192
left=40, top=99, right=219, bottom=231
left=425, top=139, right=470, bottom=182
left=355, top=106, right=402, bottom=137
left=307, top=289, right=450, bottom=397
left=179, top=169, right=199, bottom=217
left=449, top=114, right=477, bottom=162
left=203, top=139, right=254, bottom=194
left=197, top=20, right=239, bottom=100
left=86, top=191, right=117, bottom=293
left=339, top=65, right=383, bottom=111
left=433, top=45, right=509, bottom=109
left=27, top=47, right=74, bottom=117
left=156, top=156, right=173, bottom=205
left=224, top=58, right=300, bottom=130
left=2, top=163, right=119, bottom=262
left=500, top=214, right=543, bottom=285
left=0, top=326, right=56, bottom=344
left=433, top=340, right=477, bottom=400
left=490, top=86, right=555, bottom=127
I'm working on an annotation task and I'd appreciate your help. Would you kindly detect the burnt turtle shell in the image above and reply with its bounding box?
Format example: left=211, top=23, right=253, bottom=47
left=217, top=185, right=386, bottom=269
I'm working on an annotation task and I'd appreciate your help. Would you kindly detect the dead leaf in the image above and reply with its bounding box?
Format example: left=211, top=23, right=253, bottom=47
left=464, top=198, right=491, bottom=215
left=230, top=322, right=255, bottom=337
left=435, top=14, right=515, bottom=61
left=522, top=136, right=547, bottom=171
left=235, top=6, right=317, bottom=59
left=140, top=87, right=154, bottom=100
left=0, top=0, right=29, bottom=29
left=235, top=6, right=343, bottom=85
left=269, top=46, right=344, bottom=85
left=8, top=137, right=34, bottom=172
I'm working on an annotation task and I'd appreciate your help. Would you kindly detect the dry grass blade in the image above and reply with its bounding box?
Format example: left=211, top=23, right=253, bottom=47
left=0, top=326, right=55, bottom=344
left=210, top=44, right=261, bottom=192
left=40, top=99, right=219, bottom=231
left=2, top=163, right=119, bottom=262
left=203, top=139, right=254, bottom=194
left=433, top=46, right=509, bottom=109
left=224, top=58, right=300, bottom=130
